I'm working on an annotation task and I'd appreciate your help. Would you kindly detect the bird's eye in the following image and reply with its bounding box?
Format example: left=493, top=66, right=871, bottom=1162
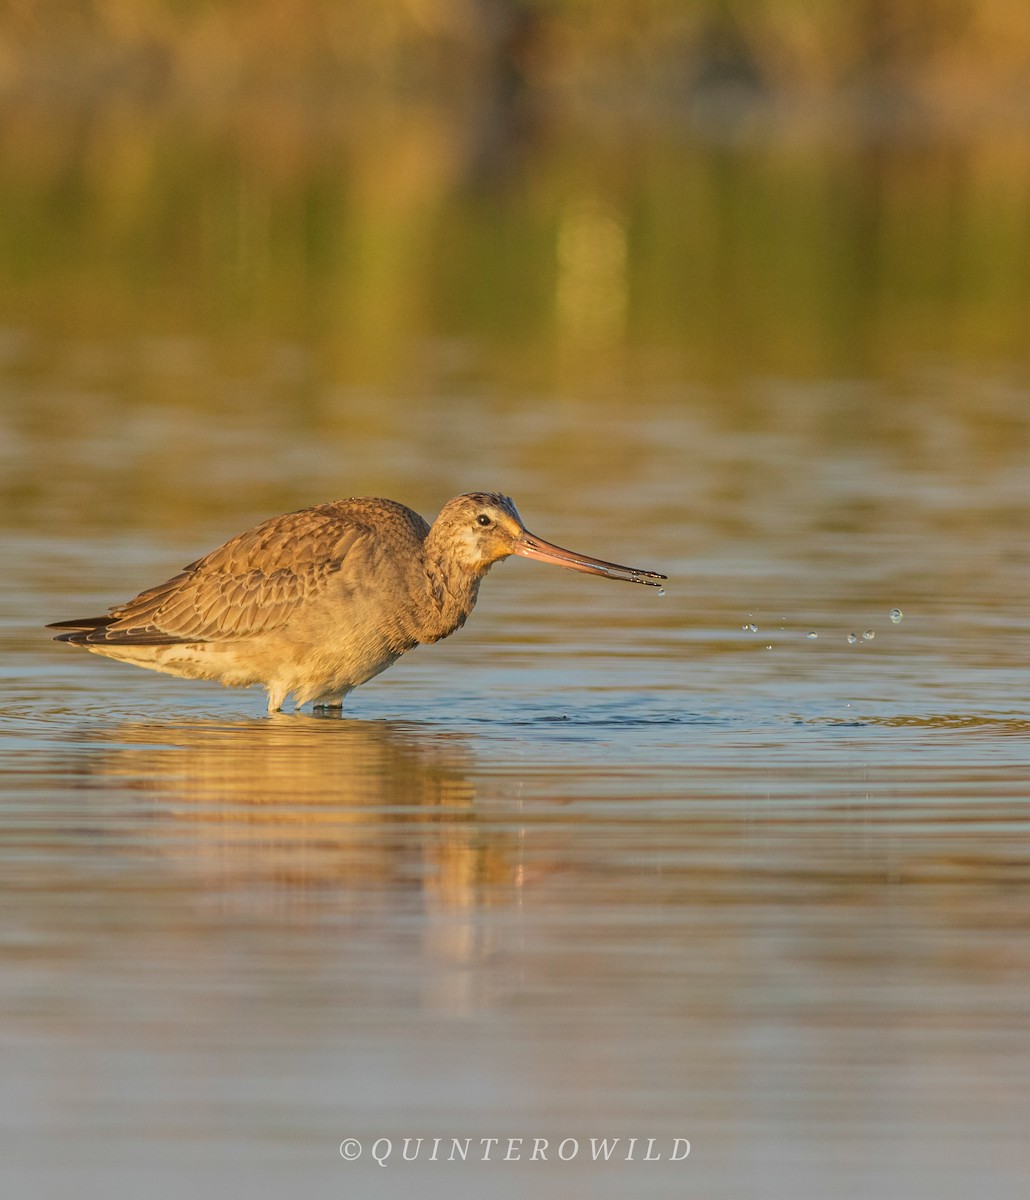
left=476, top=513, right=492, bottom=527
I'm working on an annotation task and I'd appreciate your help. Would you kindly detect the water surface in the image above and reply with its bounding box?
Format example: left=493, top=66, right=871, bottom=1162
left=3, top=377, right=1030, bottom=1200
left=3, top=80, right=1030, bottom=1195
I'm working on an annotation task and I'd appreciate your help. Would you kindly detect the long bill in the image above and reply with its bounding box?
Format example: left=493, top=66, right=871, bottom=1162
left=514, top=531, right=667, bottom=587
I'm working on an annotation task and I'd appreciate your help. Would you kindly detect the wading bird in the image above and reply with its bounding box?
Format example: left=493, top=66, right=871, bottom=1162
left=49, top=492, right=665, bottom=713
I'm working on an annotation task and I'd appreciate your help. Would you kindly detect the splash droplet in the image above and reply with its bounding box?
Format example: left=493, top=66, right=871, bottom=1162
left=890, top=608, right=903, bottom=624
left=748, top=623, right=758, bottom=633
left=805, top=631, right=818, bottom=639
left=862, top=629, right=875, bottom=641
left=847, top=633, right=858, bottom=645
left=765, top=644, right=773, bottom=650
left=657, top=587, right=665, bottom=597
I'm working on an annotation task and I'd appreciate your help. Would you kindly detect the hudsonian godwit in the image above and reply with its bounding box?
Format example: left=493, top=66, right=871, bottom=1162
left=49, top=492, right=665, bottom=712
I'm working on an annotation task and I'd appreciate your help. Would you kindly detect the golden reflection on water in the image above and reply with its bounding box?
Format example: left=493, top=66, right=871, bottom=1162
left=46, top=708, right=1030, bottom=929
left=2, top=91, right=1030, bottom=403
left=4, top=686, right=1030, bottom=1194
left=82, top=717, right=517, bottom=907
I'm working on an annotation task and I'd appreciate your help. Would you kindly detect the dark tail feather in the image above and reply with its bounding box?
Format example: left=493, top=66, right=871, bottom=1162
left=47, top=616, right=113, bottom=645
left=47, top=616, right=194, bottom=647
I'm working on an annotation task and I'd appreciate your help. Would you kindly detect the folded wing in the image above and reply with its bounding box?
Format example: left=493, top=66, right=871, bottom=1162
left=48, top=506, right=378, bottom=647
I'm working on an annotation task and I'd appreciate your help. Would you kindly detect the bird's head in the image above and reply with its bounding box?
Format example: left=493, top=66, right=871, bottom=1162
left=430, top=493, right=527, bottom=576
left=430, top=492, right=667, bottom=587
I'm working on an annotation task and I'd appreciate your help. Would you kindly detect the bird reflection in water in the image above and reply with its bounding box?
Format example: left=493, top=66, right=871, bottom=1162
left=72, top=715, right=518, bottom=912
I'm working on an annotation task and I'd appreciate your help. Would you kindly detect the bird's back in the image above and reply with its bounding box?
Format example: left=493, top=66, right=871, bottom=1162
left=52, top=498, right=432, bottom=648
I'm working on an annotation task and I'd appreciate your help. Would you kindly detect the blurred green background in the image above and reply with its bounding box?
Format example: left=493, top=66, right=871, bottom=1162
left=2, top=0, right=1029, bottom=529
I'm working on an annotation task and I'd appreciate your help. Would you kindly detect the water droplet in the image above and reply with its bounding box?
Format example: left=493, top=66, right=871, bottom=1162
left=862, top=629, right=875, bottom=641
left=765, top=644, right=773, bottom=650
left=657, top=587, right=665, bottom=597
left=748, top=623, right=758, bottom=633
left=847, top=633, right=858, bottom=645
left=805, top=631, right=818, bottom=639
left=890, top=608, right=903, bottom=624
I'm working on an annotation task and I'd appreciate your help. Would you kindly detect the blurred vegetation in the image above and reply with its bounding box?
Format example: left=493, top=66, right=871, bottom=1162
left=0, top=0, right=1028, bottom=402
left=3, top=0, right=1030, bottom=113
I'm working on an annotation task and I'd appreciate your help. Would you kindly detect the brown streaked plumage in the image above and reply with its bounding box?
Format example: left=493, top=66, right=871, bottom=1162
left=48, top=492, right=666, bottom=713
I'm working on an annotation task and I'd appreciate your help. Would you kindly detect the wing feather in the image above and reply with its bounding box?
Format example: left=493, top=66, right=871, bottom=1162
left=51, top=502, right=404, bottom=647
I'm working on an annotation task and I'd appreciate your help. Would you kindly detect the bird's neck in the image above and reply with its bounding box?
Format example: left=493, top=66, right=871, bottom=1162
left=419, top=548, right=486, bottom=643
